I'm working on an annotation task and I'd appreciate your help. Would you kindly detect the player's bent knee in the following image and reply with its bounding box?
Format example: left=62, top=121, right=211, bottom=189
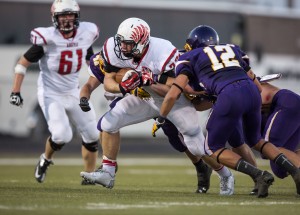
left=49, top=137, right=65, bottom=151
left=81, top=121, right=99, bottom=142
left=99, top=114, right=121, bottom=133
left=82, top=141, right=99, bottom=152
left=51, top=127, right=73, bottom=143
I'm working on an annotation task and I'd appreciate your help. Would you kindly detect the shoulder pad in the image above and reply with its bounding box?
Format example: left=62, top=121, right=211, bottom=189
left=30, top=27, right=52, bottom=46
left=79, top=22, right=99, bottom=42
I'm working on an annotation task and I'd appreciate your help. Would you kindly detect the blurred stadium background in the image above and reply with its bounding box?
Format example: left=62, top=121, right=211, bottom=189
left=0, top=0, right=300, bottom=157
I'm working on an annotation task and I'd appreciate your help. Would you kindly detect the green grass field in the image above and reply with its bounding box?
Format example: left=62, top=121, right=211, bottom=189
left=0, top=157, right=299, bottom=215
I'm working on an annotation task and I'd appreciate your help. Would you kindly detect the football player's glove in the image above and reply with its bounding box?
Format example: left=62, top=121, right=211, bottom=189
left=130, top=87, right=151, bottom=100
left=257, top=73, right=282, bottom=83
left=9, top=92, right=23, bottom=107
left=152, top=116, right=166, bottom=137
left=79, top=97, right=91, bottom=112
left=140, top=69, right=155, bottom=86
left=119, top=70, right=141, bottom=95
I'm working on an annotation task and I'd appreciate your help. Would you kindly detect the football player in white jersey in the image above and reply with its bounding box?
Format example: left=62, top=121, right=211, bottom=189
left=80, top=17, right=235, bottom=195
left=9, top=0, right=100, bottom=184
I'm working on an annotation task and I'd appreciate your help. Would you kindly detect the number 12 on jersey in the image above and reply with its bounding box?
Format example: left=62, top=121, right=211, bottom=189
left=204, top=45, right=240, bottom=71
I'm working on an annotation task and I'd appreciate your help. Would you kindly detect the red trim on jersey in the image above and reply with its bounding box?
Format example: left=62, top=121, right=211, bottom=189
left=134, top=45, right=149, bottom=69
left=33, top=30, right=47, bottom=45
left=103, top=39, right=111, bottom=64
left=161, top=48, right=177, bottom=72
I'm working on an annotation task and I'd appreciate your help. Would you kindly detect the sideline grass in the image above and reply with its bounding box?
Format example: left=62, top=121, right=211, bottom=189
left=0, top=158, right=299, bottom=215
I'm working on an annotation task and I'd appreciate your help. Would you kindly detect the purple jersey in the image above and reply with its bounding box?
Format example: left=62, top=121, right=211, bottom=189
left=263, top=89, right=300, bottom=178
left=88, top=52, right=105, bottom=83
left=176, top=44, right=250, bottom=95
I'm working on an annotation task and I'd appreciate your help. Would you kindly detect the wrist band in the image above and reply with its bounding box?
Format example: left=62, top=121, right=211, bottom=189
left=14, top=64, right=27, bottom=75
left=172, top=83, right=183, bottom=92
left=252, top=74, right=256, bottom=81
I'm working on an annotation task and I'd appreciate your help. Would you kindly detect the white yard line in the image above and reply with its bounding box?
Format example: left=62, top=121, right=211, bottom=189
left=1, top=201, right=299, bottom=211
left=85, top=201, right=300, bottom=210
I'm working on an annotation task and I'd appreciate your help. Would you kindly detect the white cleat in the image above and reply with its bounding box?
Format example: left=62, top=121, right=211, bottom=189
left=80, top=169, right=115, bottom=189
left=219, top=174, right=235, bottom=195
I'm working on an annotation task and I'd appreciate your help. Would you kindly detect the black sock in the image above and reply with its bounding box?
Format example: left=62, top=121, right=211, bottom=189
left=236, top=159, right=262, bottom=180
left=194, top=159, right=208, bottom=173
left=273, top=153, right=297, bottom=176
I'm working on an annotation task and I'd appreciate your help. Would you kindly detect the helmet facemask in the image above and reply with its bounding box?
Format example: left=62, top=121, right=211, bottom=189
left=51, top=0, right=80, bottom=34
left=52, top=11, right=80, bottom=34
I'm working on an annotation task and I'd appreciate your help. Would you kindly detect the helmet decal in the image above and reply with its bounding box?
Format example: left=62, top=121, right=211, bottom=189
left=130, top=24, right=150, bottom=45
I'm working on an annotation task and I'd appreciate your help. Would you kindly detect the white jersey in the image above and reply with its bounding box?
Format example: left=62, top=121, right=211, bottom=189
left=102, top=36, right=179, bottom=100
left=31, top=22, right=99, bottom=95
left=100, top=37, right=205, bottom=157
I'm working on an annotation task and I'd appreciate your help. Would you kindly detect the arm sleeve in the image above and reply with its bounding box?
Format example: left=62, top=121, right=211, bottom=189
left=23, top=45, right=44, bottom=63
left=100, top=49, right=121, bottom=73
left=86, top=46, right=94, bottom=61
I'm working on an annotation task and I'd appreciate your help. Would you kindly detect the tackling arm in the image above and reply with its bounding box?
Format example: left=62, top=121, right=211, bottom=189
left=160, top=74, right=189, bottom=118
left=80, top=76, right=101, bottom=100
left=247, top=69, right=262, bottom=92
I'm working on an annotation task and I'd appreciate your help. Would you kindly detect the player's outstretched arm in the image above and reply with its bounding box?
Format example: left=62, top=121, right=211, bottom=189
left=10, top=56, right=31, bottom=107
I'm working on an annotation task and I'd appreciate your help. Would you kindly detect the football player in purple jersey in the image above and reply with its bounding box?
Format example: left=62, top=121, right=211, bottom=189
left=260, top=83, right=300, bottom=178
left=10, top=0, right=100, bottom=184
left=155, top=25, right=300, bottom=197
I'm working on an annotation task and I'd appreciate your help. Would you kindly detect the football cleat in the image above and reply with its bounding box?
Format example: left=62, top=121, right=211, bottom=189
left=256, top=171, right=274, bottom=198
left=195, top=164, right=213, bottom=194
left=80, top=169, right=115, bottom=189
left=291, top=169, right=300, bottom=195
left=34, top=154, right=53, bottom=183
left=219, top=174, right=235, bottom=195
left=249, top=180, right=258, bottom=195
left=81, top=178, right=95, bottom=185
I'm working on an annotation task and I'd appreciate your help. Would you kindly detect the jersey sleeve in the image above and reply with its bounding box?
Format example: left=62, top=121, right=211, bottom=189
left=160, top=48, right=179, bottom=73
left=231, top=44, right=251, bottom=72
left=82, top=22, right=99, bottom=43
left=175, top=54, right=193, bottom=77
left=100, top=38, right=122, bottom=73
left=30, top=27, right=49, bottom=46
left=88, top=52, right=105, bottom=83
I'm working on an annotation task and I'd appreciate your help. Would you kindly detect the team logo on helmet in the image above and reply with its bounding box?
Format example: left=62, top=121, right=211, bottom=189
left=130, top=24, right=150, bottom=45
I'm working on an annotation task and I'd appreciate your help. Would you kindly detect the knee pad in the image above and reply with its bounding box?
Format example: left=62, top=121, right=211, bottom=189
left=82, top=141, right=99, bottom=152
left=99, top=112, right=120, bottom=133
left=51, top=127, right=73, bottom=143
left=49, top=137, right=65, bottom=151
left=81, top=121, right=99, bottom=143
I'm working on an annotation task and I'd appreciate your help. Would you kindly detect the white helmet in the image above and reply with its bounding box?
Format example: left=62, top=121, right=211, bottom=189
left=114, top=17, right=150, bottom=60
left=51, top=0, right=80, bottom=34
